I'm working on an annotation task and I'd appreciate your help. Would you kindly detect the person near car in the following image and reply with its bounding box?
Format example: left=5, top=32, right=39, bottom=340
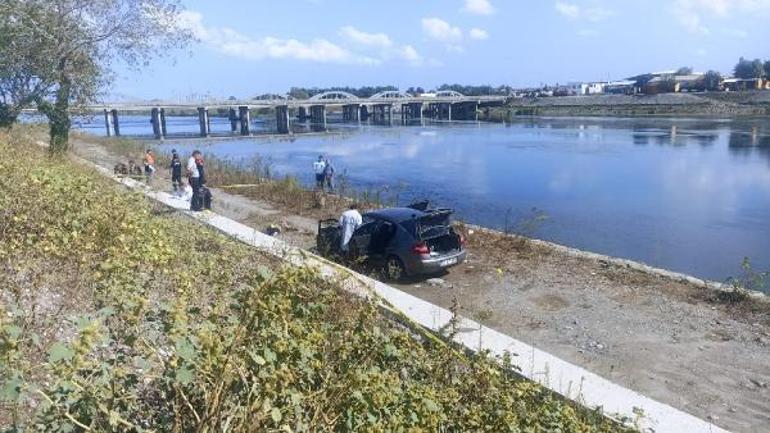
left=143, top=149, right=156, bottom=183
left=323, top=158, right=335, bottom=192
left=313, top=155, right=326, bottom=190
left=339, top=203, right=363, bottom=252
left=187, top=150, right=201, bottom=198
left=170, top=149, right=182, bottom=193
left=195, top=152, right=206, bottom=186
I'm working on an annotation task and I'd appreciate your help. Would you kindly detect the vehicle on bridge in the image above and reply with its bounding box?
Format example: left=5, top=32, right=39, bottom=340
left=317, top=201, right=466, bottom=281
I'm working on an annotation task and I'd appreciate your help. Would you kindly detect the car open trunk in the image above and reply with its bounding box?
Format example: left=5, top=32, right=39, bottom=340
left=413, top=210, right=462, bottom=254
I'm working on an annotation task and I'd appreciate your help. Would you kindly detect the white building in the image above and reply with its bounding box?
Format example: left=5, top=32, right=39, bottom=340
left=567, top=82, right=606, bottom=96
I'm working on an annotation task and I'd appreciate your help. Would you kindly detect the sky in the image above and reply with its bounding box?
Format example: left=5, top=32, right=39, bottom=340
left=111, top=0, right=770, bottom=101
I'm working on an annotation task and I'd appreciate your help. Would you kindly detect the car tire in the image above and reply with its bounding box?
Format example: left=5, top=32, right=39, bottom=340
left=384, top=256, right=406, bottom=281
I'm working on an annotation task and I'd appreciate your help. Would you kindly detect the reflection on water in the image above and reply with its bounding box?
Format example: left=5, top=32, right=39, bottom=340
left=77, top=116, right=770, bottom=290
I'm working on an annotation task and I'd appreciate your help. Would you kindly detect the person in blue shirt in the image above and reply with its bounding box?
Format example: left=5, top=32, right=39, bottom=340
left=323, top=158, right=335, bottom=192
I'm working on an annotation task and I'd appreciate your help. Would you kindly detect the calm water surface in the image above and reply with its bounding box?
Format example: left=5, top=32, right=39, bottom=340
left=90, top=116, right=770, bottom=289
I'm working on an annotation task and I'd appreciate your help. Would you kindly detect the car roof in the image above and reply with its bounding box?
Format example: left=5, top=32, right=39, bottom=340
left=364, top=207, right=427, bottom=224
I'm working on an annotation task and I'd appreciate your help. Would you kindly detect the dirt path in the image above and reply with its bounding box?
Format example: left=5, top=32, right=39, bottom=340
left=72, top=138, right=770, bottom=433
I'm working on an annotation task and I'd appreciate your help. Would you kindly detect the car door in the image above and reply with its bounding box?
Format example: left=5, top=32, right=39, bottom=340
left=349, top=216, right=377, bottom=258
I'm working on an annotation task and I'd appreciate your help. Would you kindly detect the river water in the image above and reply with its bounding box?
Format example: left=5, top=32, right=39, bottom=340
left=77, top=115, right=770, bottom=288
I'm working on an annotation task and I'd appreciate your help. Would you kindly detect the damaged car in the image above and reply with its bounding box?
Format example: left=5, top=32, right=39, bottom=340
left=317, top=201, right=466, bottom=280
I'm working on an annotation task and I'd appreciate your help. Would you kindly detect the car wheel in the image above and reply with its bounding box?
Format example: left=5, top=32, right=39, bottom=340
left=384, top=256, right=406, bottom=281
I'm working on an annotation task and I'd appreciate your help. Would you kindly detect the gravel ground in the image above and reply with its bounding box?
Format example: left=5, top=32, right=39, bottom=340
left=73, top=138, right=770, bottom=433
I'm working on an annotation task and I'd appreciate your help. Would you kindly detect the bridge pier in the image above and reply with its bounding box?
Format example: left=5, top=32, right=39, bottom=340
left=151, top=107, right=164, bottom=140
left=228, top=108, right=239, bottom=133
left=309, top=105, right=326, bottom=126
left=428, top=103, right=453, bottom=121
left=103, top=109, right=112, bottom=137
left=111, top=109, right=121, bottom=136
left=197, top=107, right=210, bottom=137
left=298, top=106, right=309, bottom=122
left=160, top=108, right=168, bottom=137
left=372, top=104, right=393, bottom=124
left=239, top=106, right=251, bottom=135
left=275, top=105, right=290, bottom=134
left=401, top=102, right=423, bottom=124
left=360, top=105, right=370, bottom=122
left=450, top=101, right=480, bottom=121
left=342, top=104, right=361, bottom=122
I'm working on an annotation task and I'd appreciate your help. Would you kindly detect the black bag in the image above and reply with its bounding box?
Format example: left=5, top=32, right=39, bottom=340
left=202, top=186, right=212, bottom=210
left=190, top=190, right=204, bottom=211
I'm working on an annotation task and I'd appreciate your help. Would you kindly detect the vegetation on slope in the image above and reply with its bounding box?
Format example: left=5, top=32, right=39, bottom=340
left=0, top=128, right=633, bottom=432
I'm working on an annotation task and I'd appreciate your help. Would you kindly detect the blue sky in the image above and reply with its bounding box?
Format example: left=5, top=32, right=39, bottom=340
left=112, top=0, right=770, bottom=100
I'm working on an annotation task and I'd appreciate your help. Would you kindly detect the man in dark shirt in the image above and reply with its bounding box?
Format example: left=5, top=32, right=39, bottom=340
left=170, top=149, right=182, bottom=194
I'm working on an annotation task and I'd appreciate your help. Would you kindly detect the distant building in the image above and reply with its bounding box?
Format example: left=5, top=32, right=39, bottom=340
left=643, top=73, right=705, bottom=94
left=604, top=80, right=637, bottom=95
left=567, top=82, right=606, bottom=96
left=722, top=78, right=770, bottom=91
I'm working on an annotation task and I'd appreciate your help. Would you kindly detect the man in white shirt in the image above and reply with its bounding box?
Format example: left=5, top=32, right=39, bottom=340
left=313, top=155, right=326, bottom=190
left=187, top=150, right=200, bottom=182
left=339, top=203, right=363, bottom=252
left=187, top=150, right=202, bottom=210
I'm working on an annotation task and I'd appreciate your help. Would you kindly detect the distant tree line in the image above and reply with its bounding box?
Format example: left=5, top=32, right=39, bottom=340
left=287, top=86, right=399, bottom=99
left=733, top=57, right=770, bottom=80
left=435, top=84, right=512, bottom=96
left=284, top=84, right=513, bottom=99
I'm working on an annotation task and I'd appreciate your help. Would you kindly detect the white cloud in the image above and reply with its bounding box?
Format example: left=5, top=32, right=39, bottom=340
left=179, top=11, right=429, bottom=67
left=179, top=11, right=377, bottom=64
left=555, top=2, right=580, bottom=18
left=339, top=26, right=392, bottom=48
left=555, top=2, right=613, bottom=21
left=672, top=0, right=770, bottom=33
left=421, top=17, right=463, bottom=43
left=469, top=28, right=489, bottom=40
left=400, top=45, right=421, bottom=62
left=462, top=0, right=495, bottom=15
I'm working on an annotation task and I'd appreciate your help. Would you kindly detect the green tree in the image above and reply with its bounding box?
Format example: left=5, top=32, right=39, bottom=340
left=675, top=66, right=693, bottom=75
left=734, top=57, right=766, bottom=79
left=764, top=60, right=770, bottom=78
left=703, top=70, right=723, bottom=91
left=0, top=0, right=191, bottom=154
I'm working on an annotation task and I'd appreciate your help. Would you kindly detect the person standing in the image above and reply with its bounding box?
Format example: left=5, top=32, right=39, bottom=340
left=170, top=149, right=182, bottom=194
left=185, top=150, right=201, bottom=194
left=323, top=158, right=335, bottom=193
left=143, top=149, right=156, bottom=183
left=339, top=203, right=363, bottom=253
left=194, top=152, right=206, bottom=186
left=313, top=155, right=326, bottom=190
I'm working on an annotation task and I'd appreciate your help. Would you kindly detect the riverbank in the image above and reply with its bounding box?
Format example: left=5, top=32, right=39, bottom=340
left=483, top=91, right=770, bottom=119
left=71, top=132, right=770, bottom=433
left=0, top=127, right=634, bottom=432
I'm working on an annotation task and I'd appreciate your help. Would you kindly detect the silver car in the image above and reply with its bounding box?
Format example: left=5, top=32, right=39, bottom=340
left=317, top=203, right=466, bottom=280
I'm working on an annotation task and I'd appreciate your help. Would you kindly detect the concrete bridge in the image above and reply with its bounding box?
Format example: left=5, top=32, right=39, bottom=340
left=90, top=91, right=507, bottom=139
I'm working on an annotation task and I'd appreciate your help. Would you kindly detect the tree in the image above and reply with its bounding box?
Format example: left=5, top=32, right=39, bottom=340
left=765, top=60, right=770, bottom=78
left=734, top=57, right=766, bottom=79
left=0, top=0, right=192, bottom=154
left=703, top=70, right=723, bottom=91
left=675, top=66, right=693, bottom=75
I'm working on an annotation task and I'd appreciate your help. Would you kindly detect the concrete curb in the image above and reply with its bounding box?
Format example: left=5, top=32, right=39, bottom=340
left=79, top=156, right=731, bottom=433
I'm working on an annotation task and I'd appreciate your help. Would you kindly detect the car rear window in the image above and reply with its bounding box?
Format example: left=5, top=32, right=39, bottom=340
left=398, top=211, right=452, bottom=240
